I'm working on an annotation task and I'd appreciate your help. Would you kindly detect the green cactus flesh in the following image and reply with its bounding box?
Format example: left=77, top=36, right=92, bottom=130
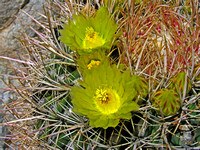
left=169, top=72, right=192, bottom=95
left=152, top=89, right=181, bottom=116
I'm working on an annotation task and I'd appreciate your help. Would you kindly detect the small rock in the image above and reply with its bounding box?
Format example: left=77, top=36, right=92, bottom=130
left=0, top=0, right=46, bottom=57
left=0, top=0, right=25, bottom=30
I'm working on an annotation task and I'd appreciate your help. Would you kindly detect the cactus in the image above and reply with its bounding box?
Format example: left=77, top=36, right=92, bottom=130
left=1, top=0, right=200, bottom=149
left=152, top=88, right=181, bottom=116
left=194, top=63, right=200, bottom=82
left=169, top=72, right=192, bottom=95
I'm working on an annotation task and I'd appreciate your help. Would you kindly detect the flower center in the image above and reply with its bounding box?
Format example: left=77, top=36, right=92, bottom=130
left=94, top=88, right=120, bottom=115
left=83, top=27, right=105, bottom=49
left=95, top=88, right=110, bottom=103
left=86, top=27, right=97, bottom=41
left=87, top=60, right=100, bottom=70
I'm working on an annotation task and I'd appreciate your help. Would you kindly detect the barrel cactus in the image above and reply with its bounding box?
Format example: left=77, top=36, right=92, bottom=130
left=1, top=0, right=199, bottom=149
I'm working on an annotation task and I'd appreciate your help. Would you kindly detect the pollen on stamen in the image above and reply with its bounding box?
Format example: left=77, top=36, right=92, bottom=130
left=87, top=60, right=100, bottom=70
left=83, top=27, right=105, bottom=49
left=95, top=88, right=110, bottom=103
left=85, top=27, right=97, bottom=42
left=94, top=87, right=121, bottom=115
